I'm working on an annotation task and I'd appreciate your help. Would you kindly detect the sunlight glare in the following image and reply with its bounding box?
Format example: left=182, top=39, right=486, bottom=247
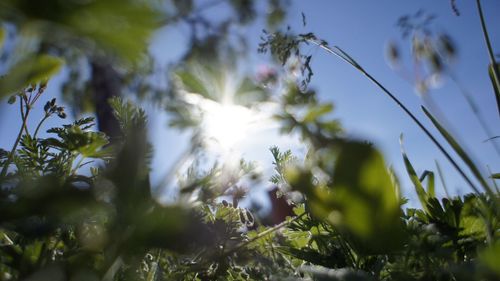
left=179, top=68, right=281, bottom=157
left=203, top=103, right=254, bottom=149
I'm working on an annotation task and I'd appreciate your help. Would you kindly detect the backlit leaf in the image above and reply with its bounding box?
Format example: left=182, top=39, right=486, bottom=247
left=329, top=141, right=405, bottom=252
left=288, top=141, right=405, bottom=253
left=175, top=70, right=210, bottom=99
left=303, top=104, right=333, bottom=123
left=479, top=241, right=500, bottom=277
left=0, top=55, right=63, bottom=98
left=3, top=0, right=160, bottom=61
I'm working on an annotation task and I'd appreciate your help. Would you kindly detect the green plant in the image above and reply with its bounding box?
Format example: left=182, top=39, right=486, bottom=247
left=0, top=2, right=499, bottom=281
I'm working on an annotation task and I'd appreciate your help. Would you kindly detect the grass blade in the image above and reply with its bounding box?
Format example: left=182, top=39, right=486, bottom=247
left=435, top=160, right=451, bottom=198
left=400, top=135, right=429, bottom=212
left=476, top=0, right=500, bottom=117
left=488, top=63, right=500, bottom=116
left=309, top=38, right=481, bottom=196
left=422, top=106, right=494, bottom=196
left=419, top=170, right=435, bottom=198
left=486, top=165, right=499, bottom=193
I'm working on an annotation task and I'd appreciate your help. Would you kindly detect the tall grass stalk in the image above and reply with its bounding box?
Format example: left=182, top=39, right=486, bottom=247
left=422, top=106, right=494, bottom=197
left=476, top=0, right=500, bottom=117
left=308, top=39, right=481, bottom=195
left=449, top=74, right=500, bottom=156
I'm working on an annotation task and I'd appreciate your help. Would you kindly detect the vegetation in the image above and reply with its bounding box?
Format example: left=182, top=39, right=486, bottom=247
left=0, top=1, right=498, bottom=280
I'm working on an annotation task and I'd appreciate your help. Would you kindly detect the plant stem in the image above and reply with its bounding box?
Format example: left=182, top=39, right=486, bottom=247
left=71, top=155, right=86, bottom=175
left=476, top=0, right=500, bottom=118
left=33, top=114, right=50, bottom=139
left=19, top=97, right=29, bottom=136
left=435, top=160, right=451, bottom=198
left=448, top=74, right=500, bottom=156
left=223, top=212, right=306, bottom=256
left=486, top=165, right=499, bottom=193
left=0, top=98, right=31, bottom=179
left=309, top=40, right=481, bottom=194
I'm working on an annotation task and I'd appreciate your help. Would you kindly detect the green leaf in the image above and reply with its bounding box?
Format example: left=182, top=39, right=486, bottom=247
left=479, top=241, right=500, bottom=277
left=491, top=173, right=500, bottom=179
left=3, top=0, right=160, bottom=61
left=288, top=141, right=405, bottom=253
left=459, top=214, right=485, bottom=238
left=459, top=195, right=488, bottom=238
left=303, top=104, right=333, bottom=123
left=175, top=70, right=211, bottom=98
left=331, top=141, right=404, bottom=251
left=0, top=55, right=63, bottom=98
left=422, top=106, right=494, bottom=196
left=233, top=77, right=268, bottom=106
left=400, top=135, right=429, bottom=213
left=44, top=119, right=109, bottom=159
left=0, top=26, right=5, bottom=49
left=278, top=247, right=345, bottom=269
left=22, top=240, right=44, bottom=265
left=420, top=170, right=435, bottom=198
left=130, top=206, right=214, bottom=252
left=61, top=0, right=160, bottom=62
left=488, top=63, right=500, bottom=114
left=109, top=97, right=147, bottom=133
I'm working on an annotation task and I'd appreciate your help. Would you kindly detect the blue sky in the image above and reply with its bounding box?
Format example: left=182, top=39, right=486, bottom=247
left=1, top=0, right=499, bottom=206
left=148, top=0, right=500, bottom=204
left=284, top=0, right=500, bottom=201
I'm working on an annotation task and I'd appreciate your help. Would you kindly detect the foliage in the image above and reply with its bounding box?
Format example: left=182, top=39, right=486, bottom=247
left=0, top=2, right=499, bottom=281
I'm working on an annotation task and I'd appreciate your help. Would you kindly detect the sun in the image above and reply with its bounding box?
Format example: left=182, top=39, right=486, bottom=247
left=177, top=66, right=275, bottom=155
left=202, top=102, right=254, bottom=150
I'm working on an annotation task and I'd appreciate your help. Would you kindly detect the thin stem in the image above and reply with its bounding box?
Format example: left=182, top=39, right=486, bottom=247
left=71, top=156, right=86, bottom=176
left=484, top=136, right=500, bottom=142
left=476, top=0, right=500, bottom=118
left=486, top=165, right=499, bottom=193
left=309, top=40, right=481, bottom=194
left=102, top=256, right=124, bottom=281
left=334, top=225, right=357, bottom=267
left=1, top=97, right=31, bottom=179
left=223, top=212, right=306, bottom=256
left=33, top=114, right=50, bottom=139
left=449, top=74, right=500, bottom=156
left=19, top=97, right=29, bottom=135
left=1, top=232, right=14, bottom=245
left=367, top=74, right=480, bottom=193
left=31, top=88, right=44, bottom=105
left=435, top=160, right=451, bottom=198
